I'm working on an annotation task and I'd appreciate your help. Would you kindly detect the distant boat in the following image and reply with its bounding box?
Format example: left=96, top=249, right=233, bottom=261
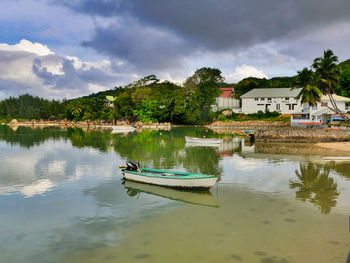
left=111, top=125, right=136, bottom=134
left=124, top=181, right=218, bottom=207
left=238, top=130, right=255, bottom=136
left=120, top=161, right=218, bottom=189
left=185, top=136, right=223, bottom=145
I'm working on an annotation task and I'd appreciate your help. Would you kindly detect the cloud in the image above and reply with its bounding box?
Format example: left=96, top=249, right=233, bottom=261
left=225, top=64, right=268, bottom=83
left=59, top=0, right=350, bottom=52
left=1, top=1, right=350, bottom=100
left=0, top=39, right=54, bottom=56
left=82, top=19, right=194, bottom=71
left=52, top=0, right=350, bottom=78
left=0, top=39, right=134, bottom=99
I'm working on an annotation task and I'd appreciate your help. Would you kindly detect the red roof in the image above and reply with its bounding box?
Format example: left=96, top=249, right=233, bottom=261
left=219, top=87, right=234, bottom=98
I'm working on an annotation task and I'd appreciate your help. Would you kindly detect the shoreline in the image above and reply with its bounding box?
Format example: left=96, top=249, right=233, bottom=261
left=3, top=119, right=350, bottom=143
left=314, top=142, right=350, bottom=153
left=5, top=119, right=171, bottom=130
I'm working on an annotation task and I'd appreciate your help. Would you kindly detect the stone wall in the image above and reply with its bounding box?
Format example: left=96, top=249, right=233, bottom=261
left=255, top=127, right=350, bottom=142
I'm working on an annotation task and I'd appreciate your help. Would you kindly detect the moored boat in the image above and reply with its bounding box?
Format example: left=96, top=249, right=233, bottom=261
left=111, top=125, right=136, bottom=134
left=185, top=136, right=223, bottom=145
left=120, top=161, right=218, bottom=189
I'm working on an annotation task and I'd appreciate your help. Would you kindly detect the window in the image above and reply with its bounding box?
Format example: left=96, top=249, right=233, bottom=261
left=276, top=104, right=280, bottom=111
left=285, top=97, right=289, bottom=100
left=254, top=98, right=259, bottom=101
left=268, top=98, right=272, bottom=100
left=286, top=103, right=297, bottom=110
left=321, top=102, right=328, bottom=107
left=312, top=105, right=317, bottom=110
left=261, top=98, right=265, bottom=101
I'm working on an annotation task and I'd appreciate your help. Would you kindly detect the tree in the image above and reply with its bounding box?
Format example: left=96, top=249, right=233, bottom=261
left=292, top=68, right=322, bottom=106
left=312, top=49, right=348, bottom=119
left=337, top=68, right=350, bottom=97
left=184, top=67, right=224, bottom=123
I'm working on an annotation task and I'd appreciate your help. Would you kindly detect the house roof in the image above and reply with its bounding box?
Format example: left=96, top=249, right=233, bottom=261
left=321, top=94, right=350, bottom=102
left=219, top=87, right=234, bottom=98
left=240, top=88, right=302, bottom=98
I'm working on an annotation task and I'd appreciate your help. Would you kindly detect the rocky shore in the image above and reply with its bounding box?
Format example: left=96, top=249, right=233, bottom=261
left=207, top=120, right=350, bottom=142
left=6, top=119, right=171, bottom=130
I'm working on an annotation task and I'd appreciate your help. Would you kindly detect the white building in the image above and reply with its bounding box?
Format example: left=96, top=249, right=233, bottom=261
left=240, top=88, right=303, bottom=114
left=291, top=94, right=350, bottom=126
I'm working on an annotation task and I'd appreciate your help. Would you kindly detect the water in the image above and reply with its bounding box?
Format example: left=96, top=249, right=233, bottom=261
left=0, top=125, right=349, bottom=263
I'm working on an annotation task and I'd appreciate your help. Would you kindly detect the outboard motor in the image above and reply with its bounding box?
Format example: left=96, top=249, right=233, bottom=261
left=126, top=160, right=140, bottom=172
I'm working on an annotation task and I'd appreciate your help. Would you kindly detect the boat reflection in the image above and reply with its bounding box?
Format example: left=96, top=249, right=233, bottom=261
left=124, top=181, right=219, bottom=207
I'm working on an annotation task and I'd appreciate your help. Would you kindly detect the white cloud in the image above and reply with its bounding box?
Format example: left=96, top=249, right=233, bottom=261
left=0, top=39, right=54, bottom=56
left=225, top=64, right=268, bottom=83
left=0, top=39, right=131, bottom=99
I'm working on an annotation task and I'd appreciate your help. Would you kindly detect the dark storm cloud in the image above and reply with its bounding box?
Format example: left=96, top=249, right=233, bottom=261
left=56, top=0, right=350, bottom=69
left=81, top=19, right=194, bottom=70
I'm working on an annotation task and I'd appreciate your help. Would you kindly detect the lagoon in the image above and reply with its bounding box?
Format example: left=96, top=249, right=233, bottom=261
left=0, top=125, right=349, bottom=263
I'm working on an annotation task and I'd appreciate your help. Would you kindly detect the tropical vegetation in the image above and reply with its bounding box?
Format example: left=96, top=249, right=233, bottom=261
left=293, top=50, right=350, bottom=120
left=0, top=51, right=350, bottom=124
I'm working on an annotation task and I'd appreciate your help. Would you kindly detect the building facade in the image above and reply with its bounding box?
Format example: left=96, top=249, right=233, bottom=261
left=240, top=88, right=303, bottom=114
left=213, top=87, right=240, bottom=111
left=291, top=94, right=350, bottom=126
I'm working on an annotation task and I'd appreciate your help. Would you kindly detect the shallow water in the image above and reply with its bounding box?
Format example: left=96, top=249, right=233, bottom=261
left=0, top=125, right=349, bottom=263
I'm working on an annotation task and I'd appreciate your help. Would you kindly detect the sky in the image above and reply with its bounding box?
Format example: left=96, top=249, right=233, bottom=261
left=0, top=0, right=350, bottom=100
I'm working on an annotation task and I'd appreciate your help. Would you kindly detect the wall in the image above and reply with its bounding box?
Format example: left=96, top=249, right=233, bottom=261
left=215, top=97, right=240, bottom=111
left=242, top=97, right=303, bottom=114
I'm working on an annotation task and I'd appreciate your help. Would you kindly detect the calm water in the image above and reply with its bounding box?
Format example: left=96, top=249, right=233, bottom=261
left=0, top=125, right=350, bottom=263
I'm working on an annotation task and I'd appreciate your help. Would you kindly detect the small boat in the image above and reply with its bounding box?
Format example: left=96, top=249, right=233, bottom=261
left=111, top=125, right=136, bottom=134
left=185, top=136, right=223, bottom=145
left=124, top=181, right=219, bottom=207
left=238, top=130, right=255, bottom=136
left=120, top=161, right=218, bottom=189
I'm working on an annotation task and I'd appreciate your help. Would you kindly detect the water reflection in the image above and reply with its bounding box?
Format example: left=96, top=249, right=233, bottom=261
left=1, top=125, right=350, bottom=262
left=124, top=181, right=219, bottom=207
left=290, top=163, right=339, bottom=214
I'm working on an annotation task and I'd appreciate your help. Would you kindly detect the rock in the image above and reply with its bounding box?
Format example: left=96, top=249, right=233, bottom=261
left=9, top=119, right=18, bottom=126
left=222, top=110, right=233, bottom=116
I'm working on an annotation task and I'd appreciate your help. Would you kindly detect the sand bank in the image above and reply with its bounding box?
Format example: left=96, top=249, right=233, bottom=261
left=315, top=142, right=350, bottom=152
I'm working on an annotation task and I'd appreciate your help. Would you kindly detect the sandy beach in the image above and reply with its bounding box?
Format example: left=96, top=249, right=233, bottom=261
left=315, top=142, right=350, bottom=152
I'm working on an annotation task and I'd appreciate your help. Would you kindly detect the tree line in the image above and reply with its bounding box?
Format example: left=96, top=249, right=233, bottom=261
left=1, top=52, right=350, bottom=124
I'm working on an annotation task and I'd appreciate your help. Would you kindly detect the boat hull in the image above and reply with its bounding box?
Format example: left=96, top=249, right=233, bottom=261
left=123, top=171, right=218, bottom=189
left=111, top=126, right=136, bottom=133
left=185, top=136, right=223, bottom=144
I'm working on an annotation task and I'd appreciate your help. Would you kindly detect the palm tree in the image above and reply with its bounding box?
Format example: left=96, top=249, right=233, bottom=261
left=71, top=105, right=83, bottom=118
left=312, top=49, right=348, bottom=119
left=292, top=68, right=322, bottom=106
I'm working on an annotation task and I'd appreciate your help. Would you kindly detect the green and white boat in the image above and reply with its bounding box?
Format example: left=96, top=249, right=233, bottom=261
left=120, top=161, right=218, bottom=189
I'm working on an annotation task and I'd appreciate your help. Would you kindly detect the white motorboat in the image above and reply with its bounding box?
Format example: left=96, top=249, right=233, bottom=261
left=111, top=125, right=136, bottom=134
left=185, top=136, right=223, bottom=145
